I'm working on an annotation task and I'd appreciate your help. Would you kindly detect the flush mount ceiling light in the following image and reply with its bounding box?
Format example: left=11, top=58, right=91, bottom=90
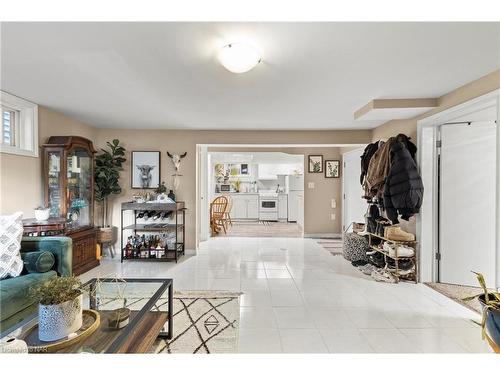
left=218, top=43, right=262, bottom=73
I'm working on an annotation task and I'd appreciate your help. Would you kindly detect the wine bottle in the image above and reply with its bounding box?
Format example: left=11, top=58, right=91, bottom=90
left=136, top=211, right=145, bottom=219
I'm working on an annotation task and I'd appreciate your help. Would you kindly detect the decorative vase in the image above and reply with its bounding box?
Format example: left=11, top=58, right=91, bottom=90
left=168, top=190, right=176, bottom=202
left=34, top=208, right=50, bottom=221
left=38, top=294, right=83, bottom=342
left=479, top=294, right=500, bottom=347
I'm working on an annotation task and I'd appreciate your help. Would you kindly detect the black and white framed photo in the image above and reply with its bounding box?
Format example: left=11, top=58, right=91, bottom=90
left=308, top=155, right=323, bottom=173
left=325, top=160, right=340, bottom=178
left=131, top=151, right=161, bottom=189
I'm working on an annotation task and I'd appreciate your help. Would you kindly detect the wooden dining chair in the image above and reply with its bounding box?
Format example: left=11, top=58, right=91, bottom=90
left=222, top=195, right=233, bottom=230
left=210, top=196, right=228, bottom=235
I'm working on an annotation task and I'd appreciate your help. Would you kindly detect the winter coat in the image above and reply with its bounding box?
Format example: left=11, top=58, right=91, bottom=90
left=383, top=140, right=424, bottom=223
left=395, top=133, right=417, bottom=160
left=360, top=142, right=380, bottom=185
left=363, top=138, right=395, bottom=199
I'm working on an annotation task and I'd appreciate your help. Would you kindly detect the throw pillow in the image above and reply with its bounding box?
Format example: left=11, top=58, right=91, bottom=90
left=21, top=251, right=55, bottom=273
left=0, top=212, right=24, bottom=279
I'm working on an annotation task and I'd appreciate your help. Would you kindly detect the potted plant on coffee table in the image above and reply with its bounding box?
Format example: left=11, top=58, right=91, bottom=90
left=463, top=272, right=500, bottom=352
left=94, top=139, right=126, bottom=244
left=30, top=276, right=84, bottom=342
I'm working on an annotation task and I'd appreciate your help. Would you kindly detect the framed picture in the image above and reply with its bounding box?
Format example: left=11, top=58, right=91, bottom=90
left=325, top=160, right=340, bottom=178
left=308, top=155, right=323, bottom=173
left=131, top=151, right=161, bottom=189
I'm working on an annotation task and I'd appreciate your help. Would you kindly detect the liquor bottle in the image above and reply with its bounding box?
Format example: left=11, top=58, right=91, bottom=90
left=125, top=237, right=132, bottom=258
left=153, top=211, right=162, bottom=220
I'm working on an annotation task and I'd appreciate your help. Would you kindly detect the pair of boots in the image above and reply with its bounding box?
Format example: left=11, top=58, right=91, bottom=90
left=384, top=226, right=415, bottom=241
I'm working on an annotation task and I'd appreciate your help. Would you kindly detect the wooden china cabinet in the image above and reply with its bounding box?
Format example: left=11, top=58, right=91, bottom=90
left=40, top=136, right=99, bottom=275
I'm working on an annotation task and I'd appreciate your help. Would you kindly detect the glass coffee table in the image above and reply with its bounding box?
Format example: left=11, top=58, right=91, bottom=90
left=1, top=278, right=173, bottom=353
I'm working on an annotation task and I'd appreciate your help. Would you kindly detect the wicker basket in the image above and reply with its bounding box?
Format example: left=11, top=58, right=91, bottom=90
left=97, top=227, right=114, bottom=244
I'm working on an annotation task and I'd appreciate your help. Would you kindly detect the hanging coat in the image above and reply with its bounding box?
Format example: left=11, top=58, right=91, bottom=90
left=363, top=138, right=395, bottom=199
left=360, top=142, right=380, bottom=185
left=383, top=140, right=424, bottom=223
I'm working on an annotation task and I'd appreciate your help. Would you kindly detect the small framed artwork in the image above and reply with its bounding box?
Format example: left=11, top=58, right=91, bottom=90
left=308, top=155, right=323, bottom=173
left=325, top=160, right=340, bottom=178
left=131, top=151, right=161, bottom=189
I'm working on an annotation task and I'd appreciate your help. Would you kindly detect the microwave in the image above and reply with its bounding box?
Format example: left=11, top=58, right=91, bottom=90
left=220, top=184, right=231, bottom=192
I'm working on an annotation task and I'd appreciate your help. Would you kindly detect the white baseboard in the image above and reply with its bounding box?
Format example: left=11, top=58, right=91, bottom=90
left=304, top=233, right=342, bottom=239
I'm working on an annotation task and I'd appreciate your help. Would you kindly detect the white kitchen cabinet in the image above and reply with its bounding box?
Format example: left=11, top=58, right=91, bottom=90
left=278, top=194, right=288, bottom=220
left=246, top=195, right=259, bottom=219
left=231, top=195, right=247, bottom=219
left=226, top=194, right=259, bottom=219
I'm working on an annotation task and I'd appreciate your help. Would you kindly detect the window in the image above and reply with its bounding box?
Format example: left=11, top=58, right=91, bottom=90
left=1, top=106, right=18, bottom=147
left=0, top=91, right=38, bottom=157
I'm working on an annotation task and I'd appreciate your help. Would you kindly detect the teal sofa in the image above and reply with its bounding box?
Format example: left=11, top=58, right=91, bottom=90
left=0, top=236, right=72, bottom=333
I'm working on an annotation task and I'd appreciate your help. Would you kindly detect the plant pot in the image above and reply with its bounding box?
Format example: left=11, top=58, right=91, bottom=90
left=38, top=294, right=83, bottom=342
left=34, top=208, right=50, bottom=221
left=479, top=294, right=500, bottom=347
left=97, top=226, right=114, bottom=244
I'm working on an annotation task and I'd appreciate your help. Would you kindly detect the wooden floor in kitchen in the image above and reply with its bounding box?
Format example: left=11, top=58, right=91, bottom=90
left=216, top=221, right=303, bottom=238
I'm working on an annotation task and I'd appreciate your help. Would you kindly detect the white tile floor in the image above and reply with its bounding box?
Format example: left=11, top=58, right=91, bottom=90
left=81, top=237, right=493, bottom=353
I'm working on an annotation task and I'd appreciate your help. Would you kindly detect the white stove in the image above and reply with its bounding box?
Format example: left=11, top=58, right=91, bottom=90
left=259, top=192, right=278, bottom=221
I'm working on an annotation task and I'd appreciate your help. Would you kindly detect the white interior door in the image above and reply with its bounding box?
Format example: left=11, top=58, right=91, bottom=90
left=342, top=148, right=367, bottom=231
left=439, top=121, right=497, bottom=286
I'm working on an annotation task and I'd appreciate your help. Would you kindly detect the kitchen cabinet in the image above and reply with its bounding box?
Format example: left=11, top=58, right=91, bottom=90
left=278, top=194, right=288, bottom=220
left=224, top=194, right=259, bottom=220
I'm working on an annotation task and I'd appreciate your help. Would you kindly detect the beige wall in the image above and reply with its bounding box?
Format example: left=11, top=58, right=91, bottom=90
left=95, top=130, right=371, bottom=249
left=372, top=69, right=500, bottom=142
left=0, top=106, right=97, bottom=216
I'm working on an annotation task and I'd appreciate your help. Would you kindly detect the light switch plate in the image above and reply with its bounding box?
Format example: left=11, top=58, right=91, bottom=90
left=308, top=182, right=315, bottom=189
left=330, top=213, right=336, bottom=221
left=331, top=199, right=336, bottom=208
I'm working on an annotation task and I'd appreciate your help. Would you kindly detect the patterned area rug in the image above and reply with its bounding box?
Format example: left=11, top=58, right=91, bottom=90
left=425, top=282, right=483, bottom=313
left=315, top=238, right=343, bottom=256
left=152, top=291, right=241, bottom=354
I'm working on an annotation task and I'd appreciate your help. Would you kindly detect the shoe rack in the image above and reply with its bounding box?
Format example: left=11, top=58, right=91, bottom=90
left=367, top=232, right=418, bottom=283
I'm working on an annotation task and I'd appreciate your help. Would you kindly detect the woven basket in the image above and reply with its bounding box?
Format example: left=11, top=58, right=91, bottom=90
left=97, top=227, right=114, bottom=244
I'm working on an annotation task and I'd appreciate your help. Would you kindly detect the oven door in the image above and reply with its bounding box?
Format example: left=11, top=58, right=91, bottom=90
left=260, top=200, right=277, bottom=210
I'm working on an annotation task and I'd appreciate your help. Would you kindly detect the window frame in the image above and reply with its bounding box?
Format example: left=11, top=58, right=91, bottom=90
left=0, top=91, right=38, bottom=157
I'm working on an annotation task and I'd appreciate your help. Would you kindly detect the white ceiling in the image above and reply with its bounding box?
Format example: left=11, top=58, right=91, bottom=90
left=1, top=22, right=499, bottom=130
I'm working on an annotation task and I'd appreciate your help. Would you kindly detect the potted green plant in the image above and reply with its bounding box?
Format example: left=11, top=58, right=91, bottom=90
left=94, top=139, right=126, bottom=243
left=463, top=272, right=500, bottom=349
left=30, top=276, right=83, bottom=342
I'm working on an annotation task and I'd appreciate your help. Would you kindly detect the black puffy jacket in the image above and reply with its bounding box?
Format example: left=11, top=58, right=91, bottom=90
left=383, top=140, right=423, bottom=223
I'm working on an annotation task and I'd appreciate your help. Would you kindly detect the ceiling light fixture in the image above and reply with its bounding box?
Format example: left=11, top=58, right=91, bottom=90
left=218, top=43, right=262, bottom=74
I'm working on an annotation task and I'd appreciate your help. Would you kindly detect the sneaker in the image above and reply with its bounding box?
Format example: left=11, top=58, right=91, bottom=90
left=371, top=269, right=397, bottom=283
left=384, top=226, right=415, bottom=242
left=394, top=245, right=415, bottom=257
left=359, top=264, right=376, bottom=275
left=382, top=242, right=395, bottom=254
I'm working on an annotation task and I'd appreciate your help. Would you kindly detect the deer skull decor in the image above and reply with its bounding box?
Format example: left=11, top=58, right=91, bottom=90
left=167, top=151, right=187, bottom=192
left=166, top=151, right=187, bottom=172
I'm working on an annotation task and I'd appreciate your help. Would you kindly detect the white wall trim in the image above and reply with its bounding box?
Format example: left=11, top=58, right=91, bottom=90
left=0, top=91, right=38, bottom=158
left=417, top=89, right=500, bottom=286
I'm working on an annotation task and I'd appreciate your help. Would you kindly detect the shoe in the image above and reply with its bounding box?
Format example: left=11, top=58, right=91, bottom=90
left=386, top=258, right=414, bottom=270
left=394, top=244, right=415, bottom=257
left=384, top=226, right=415, bottom=242
left=359, top=264, right=376, bottom=275
left=351, top=259, right=368, bottom=267
left=382, top=242, right=395, bottom=254
left=369, top=252, right=386, bottom=268
left=371, top=269, right=397, bottom=283
left=386, top=267, right=415, bottom=276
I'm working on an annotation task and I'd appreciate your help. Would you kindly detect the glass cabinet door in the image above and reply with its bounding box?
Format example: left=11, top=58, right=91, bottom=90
left=66, top=148, right=92, bottom=230
left=48, top=151, right=62, bottom=218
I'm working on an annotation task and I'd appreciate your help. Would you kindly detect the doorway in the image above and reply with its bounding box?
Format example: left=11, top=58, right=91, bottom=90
left=417, top=89, right=500, bottom=289
left=342, top=147, right=366, bottom=232
left=438, top=120, right=497, bottom=286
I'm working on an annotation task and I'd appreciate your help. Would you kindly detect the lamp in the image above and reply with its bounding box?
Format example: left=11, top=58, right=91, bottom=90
left=218, top=43, right=262, bottom=74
